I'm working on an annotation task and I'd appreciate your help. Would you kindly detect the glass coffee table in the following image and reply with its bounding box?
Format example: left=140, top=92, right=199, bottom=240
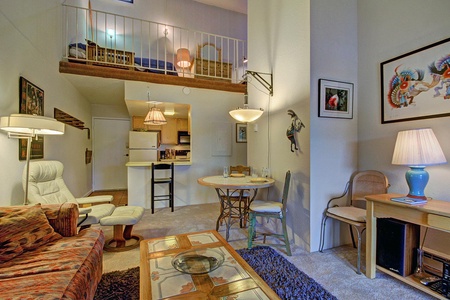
left=140, top=230, right=280, bottom=299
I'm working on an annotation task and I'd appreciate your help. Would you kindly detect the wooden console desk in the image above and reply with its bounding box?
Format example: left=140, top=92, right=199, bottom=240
left=365, top=193, right=450, bottom=298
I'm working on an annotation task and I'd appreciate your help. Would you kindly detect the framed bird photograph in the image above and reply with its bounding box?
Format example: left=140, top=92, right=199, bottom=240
left=318, top=79, right=353, bottom=119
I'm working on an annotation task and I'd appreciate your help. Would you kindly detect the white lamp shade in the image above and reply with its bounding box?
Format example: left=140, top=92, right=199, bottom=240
left=0, top=114, right=65, bottom=135
left=176, top=48, right=191, bottom=68
left=392, top=128, right=447, bottom=166
left=144, top=107, right=167, bottom=125
left=229, top=108, right=264, bottom=123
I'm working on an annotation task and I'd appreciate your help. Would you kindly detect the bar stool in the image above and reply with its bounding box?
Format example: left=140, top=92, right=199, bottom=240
left=151, top=163, right=174, bottom=214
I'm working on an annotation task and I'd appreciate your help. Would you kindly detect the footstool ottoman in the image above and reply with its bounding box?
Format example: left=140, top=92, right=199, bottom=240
left=100, top=206, right=145, bottom=252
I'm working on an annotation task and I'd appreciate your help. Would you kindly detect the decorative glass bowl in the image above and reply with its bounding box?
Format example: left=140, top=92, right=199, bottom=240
left=171, top=248, right=224, bottom=274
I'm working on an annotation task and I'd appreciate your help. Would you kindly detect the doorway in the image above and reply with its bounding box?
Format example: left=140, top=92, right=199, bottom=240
left=93, top=118, right=130, bottom=190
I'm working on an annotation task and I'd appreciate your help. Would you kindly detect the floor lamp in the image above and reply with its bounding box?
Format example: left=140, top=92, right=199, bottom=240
left=0, top=114, right=65, bottom=205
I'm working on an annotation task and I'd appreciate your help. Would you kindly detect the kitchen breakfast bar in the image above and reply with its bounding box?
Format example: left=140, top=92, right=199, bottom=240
left=127, top=161, right=192, bottom=209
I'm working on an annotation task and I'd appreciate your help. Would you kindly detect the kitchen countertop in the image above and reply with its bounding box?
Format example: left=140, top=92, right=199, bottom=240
left=126, top=160, right=191, bottom=167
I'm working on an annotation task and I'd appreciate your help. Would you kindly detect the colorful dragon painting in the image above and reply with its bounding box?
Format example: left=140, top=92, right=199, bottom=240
left=387, top=65, right=440, bottom=108
left=429, top=54, right=450, bottom=99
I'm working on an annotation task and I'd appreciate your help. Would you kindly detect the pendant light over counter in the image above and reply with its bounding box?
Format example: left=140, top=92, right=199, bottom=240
left=144, top=91, right=167, bottom=125
left=229, top=70, right=273, bottom=123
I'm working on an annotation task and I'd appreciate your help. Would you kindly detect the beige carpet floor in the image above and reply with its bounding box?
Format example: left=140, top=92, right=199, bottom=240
left=93, top=203, right=434, bottom=300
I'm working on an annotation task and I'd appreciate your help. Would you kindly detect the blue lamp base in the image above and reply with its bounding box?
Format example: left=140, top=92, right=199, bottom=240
left=405, top=166, right=429, bottom=200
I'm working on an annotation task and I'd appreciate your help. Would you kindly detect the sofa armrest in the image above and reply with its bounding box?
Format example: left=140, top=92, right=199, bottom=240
left=41, top=203, right=79, bottom=237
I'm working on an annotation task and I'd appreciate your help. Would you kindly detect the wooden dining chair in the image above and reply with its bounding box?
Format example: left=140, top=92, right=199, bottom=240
left=219, top=165, right=252, bottom=227
left=248, top=170, right=292, bottom=256
left=229, top=165, right=251, bottom=175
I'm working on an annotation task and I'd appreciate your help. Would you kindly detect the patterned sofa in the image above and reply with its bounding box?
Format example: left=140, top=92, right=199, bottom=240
left=0, top=203, right=105, bottom=299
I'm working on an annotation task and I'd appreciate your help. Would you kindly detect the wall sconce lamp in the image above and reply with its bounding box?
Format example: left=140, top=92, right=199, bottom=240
left=0, top=114, right=65, bottom=204
left=244, top=70, right=273, bottom=96
left=144, top=91, right=167, bottom=125
left=229, top=70, right=273, bottom=123
left=392, top=128, right=447, bottom=200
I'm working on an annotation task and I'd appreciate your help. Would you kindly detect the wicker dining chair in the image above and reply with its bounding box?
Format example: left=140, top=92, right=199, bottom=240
left=319, top=170, right=389, bottom=274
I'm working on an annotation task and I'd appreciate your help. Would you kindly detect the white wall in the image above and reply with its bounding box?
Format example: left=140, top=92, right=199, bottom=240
left=0, top=0, right=93, bottom=206
left=358, top=0, right=450, bottom=200
left=357, top=0, right=450, bottom=254
left=310, top=0, right=358, bottom=251
left=247, top=0, right=311, bottom=249
left=86, top=0, right=247, bottom=40
left=124, top=81, right=247, bottom=205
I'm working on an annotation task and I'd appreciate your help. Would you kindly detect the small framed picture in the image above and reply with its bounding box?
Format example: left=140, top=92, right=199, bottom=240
left=236, top=123, right=247, bottom=143
left=19, top=77, right=44, bottom=160
left=318, top=79, right=353, bottom=119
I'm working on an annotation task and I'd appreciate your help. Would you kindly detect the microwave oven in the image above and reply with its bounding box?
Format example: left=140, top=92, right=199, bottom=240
left=178, top=131, right=190, bottom=145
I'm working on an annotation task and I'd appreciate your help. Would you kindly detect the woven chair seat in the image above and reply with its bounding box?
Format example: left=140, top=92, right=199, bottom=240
left=327, top=206, right=366, bottom=223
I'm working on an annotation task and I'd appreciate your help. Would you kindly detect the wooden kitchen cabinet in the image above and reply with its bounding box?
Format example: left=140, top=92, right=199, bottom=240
left=177, top=118, right=188, bottom=132
left=161, top=118, right=177, bottom=144
left=133, top=116, right=189, bottom=145
left=132, top=116, right=161, bottom=131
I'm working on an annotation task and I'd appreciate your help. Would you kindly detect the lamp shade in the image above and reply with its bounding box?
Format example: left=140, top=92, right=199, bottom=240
left=392, top=128, right=447, bottom=166
left=176, top=48, right=191, bottom=68
left=229, top=107, right=264, bottom=123
left=144, top=107, right=167, bottom=125
left=0, top=114, right=65, bottom=135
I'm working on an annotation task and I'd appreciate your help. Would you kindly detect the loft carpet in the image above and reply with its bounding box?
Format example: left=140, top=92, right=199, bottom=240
left=94, top=246, right=337, bottom=300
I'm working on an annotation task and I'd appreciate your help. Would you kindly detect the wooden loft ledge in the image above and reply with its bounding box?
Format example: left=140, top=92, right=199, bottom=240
left=59, top=61, right=246, bottom=94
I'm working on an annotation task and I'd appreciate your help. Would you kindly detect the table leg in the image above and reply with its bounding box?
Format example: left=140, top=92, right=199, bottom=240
left=215, top=188, right=225, bottom=231
left=214, top=188, right=232, bottom=241
left=226, top=189, right=232, bottom=241
left=366, top=199, right=377, bottom=278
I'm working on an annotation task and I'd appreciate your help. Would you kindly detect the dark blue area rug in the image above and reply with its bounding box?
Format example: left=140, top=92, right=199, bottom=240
left=94, top=246, right=337, bottom=300
left=236, top=246, right=337, bottom=300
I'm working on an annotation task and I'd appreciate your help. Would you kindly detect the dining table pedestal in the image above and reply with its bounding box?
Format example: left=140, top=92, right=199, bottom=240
left=197, top=175, right=275, bottom=241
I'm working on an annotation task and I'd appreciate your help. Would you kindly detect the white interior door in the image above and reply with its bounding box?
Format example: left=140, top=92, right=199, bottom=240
left=93, top=118, right=130, bottom=190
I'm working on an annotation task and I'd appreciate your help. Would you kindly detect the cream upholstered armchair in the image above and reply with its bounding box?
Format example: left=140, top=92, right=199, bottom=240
left=24, top=160, right=115, bottom=227
left=319, top=170, right=389, bottom=274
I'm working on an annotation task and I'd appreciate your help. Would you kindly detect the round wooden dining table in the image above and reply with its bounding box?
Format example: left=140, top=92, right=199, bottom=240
left=197, top=175, right=275, bottom=241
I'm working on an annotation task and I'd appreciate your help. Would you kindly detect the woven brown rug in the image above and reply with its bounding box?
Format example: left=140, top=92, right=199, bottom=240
left=94, top=267, right=139, bottom=300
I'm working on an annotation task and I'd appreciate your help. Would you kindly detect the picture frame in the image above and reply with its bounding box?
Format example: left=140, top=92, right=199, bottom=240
left=318, top=79, right=353, bottom=119
left=381, top=37, right=450, bottom=123
left=236, top=123, right=247, bottom=143
left=19, top=76, right=44, bottom=160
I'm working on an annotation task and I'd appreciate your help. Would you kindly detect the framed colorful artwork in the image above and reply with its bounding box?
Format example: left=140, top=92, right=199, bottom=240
left=318, top=79, right=353, bottom=119
left=19, top=77, right=44, bottom=160
left=381, top=37, right=450, bottom=123
left=236, top=123, right=247, bottom=143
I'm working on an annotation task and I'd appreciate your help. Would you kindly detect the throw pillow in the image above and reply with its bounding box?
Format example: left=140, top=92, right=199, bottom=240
left=0, top=204, right=62, bottom=262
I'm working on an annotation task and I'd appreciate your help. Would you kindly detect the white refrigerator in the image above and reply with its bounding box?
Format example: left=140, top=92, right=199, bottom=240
left=128, top=131, right=160, bottom=162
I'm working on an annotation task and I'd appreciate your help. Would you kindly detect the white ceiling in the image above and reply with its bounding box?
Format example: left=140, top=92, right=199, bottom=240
left=193, top=0, right=247, bottom=14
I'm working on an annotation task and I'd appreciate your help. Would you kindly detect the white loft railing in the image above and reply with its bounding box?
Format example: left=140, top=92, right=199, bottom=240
left=62, top=4, right=247, bottom=83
